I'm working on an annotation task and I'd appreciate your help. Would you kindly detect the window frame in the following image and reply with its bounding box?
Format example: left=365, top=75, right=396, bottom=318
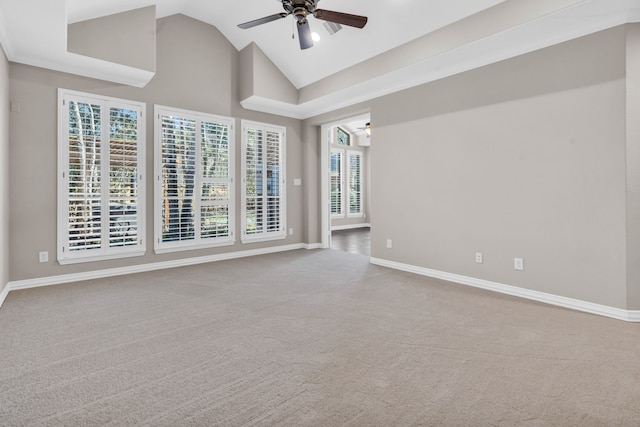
left=240, top=120, right=287, bottom=244
left=57, top=88, right=146, bottom=264
left=154, top=105, right=236, bottom=254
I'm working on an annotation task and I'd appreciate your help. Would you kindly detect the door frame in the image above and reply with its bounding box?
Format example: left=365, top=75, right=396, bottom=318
left=320, top=113, right=370, bottom=249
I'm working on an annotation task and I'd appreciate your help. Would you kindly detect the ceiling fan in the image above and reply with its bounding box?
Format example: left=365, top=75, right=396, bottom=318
left=238, top=0, right=368, bottom=50
left=356, top=122, right=371, bottom=137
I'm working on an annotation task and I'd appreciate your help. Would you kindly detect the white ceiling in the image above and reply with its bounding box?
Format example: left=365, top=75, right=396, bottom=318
left=63, top=0, right=508, bottom=89
left=1, top=0, right=640, bottom=119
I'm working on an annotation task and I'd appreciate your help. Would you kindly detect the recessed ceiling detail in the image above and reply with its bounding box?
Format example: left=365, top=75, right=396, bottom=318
left=0, top=0, right=638, bottom=118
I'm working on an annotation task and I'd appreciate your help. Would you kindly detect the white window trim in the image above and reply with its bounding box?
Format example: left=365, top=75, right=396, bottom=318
left=241, top=120, right=287, bottom=244
left=347, top=150, right=364, bottom=218
left=57, top=88, right=146, bottom=265
left=154, top=105, right=235, bottom=254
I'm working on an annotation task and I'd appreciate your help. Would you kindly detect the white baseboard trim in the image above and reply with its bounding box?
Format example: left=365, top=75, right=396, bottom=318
left=627, top=311, right=640, bottom=322
left=304, top=243, right=323, bottom=250
left=331, top=223, right=371, bottom=231
left=0, top=284, right=9, bottom=310
left=370, top=257, right=640, bottom=323
left=7, top=244, right=311, bottom=294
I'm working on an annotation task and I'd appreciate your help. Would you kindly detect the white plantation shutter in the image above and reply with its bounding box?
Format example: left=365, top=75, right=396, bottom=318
left=155, top=106, right=234, bottom=253
left=266, top=129, right=282, bottom=233
left=109, top=107, right=142, bottom=247
left=200, top=120, right=232, bottom=239
left=241, top=121, right=286, bottom=243
left=66, top=99, right=102, bottom=252
left=244, top=127, right=264, bottom=235
left=58, top=89, right=145, bottom=264
left=159, top=114, right=197, bottom=243
left=348, top=151, right=363, bottom=216
left=330, top=150, right=343, bottom=216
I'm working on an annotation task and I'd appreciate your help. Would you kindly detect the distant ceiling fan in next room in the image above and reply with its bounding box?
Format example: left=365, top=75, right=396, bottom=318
left=238, top=0, right=368, bottom=50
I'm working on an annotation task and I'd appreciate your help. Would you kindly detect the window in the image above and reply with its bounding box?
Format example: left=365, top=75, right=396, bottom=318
left=336, top=127, right=350, bottom=146
left=57, top=89, right=145, bottom=264
left=330, top=150, right=344, bottom=216
left=154, top=106, right=235, bottom=253
left=330, top=145, right=365, bottom=219
left=348, top=151, right=363, bottom=216
left=241, top=120, right=286, bottom=243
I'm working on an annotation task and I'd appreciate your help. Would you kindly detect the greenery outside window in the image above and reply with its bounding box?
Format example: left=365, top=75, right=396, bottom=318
left=154, top=106, right=235, bottom=253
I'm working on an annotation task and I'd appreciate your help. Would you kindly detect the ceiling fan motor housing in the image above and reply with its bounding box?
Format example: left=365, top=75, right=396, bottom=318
left=282, top=0, right=319, bottom=22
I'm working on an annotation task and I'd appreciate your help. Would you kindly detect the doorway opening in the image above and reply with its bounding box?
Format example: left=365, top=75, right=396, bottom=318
left=320, top=113, right=371, bottom=255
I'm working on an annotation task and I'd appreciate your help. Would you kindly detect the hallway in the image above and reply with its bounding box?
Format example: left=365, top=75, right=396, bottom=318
left=330, top=227, right=370, bottom=257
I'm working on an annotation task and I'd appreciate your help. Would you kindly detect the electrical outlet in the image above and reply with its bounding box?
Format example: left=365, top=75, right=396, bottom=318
left=289, top=228, right=294, bottom=235
left=475, top=252, right=483, bottom=263
left=386, top=239, right=393, bottom=249
left=514, top=257, right=524, bottom=271
left=39, top=251, right=48, bottom=263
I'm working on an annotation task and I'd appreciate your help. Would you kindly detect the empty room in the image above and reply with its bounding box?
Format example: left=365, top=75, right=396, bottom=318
left=1, top=0, right=640, bottom=425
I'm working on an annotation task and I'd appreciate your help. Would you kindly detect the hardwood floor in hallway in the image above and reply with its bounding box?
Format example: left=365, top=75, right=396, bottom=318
left=330, top=227, right=371, bottom=257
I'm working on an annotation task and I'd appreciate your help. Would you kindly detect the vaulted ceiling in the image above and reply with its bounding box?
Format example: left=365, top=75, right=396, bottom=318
left=1, top=0, right=639, bottom=118
left=65, top=0, right=507, bottom=89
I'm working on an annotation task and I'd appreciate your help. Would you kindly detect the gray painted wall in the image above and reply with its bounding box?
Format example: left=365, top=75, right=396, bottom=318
left=625, top=24, right=640, bottom=310
left=301, top=26, right=639, bottom=310
left=4, top=11, right=639, bottom=313
left=0, top=43, right=9, bottom=294
left=67, top=6, right=157, bottom=73
left=238, top=43, right=298, bottom=105
left=8, top=14, right=304, bottom=282
left=369, top=27, right=628, bottom=308
left=238, top=44, right=255, bottom=103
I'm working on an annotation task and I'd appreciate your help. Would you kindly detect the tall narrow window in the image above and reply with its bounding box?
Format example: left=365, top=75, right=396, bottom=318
left=155, top=106, right=234, bottom=253
left=330, top=150, right=343, bottom=216
left=241, top=120, right=286, bottom=243
left=348, top=151, right=363, bottom=216
left=58, top=89, right=145, bottom=264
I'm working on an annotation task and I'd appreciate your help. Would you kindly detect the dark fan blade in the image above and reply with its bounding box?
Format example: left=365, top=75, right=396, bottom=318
left=313, top=9, right=368, bottom=29
left=238, top=12, right=289, bottom=29
left=297, top=20, right=313, bottom=50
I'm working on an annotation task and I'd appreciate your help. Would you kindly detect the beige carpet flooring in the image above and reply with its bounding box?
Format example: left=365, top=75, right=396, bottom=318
left=1, top=249, right=640, bottom=426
